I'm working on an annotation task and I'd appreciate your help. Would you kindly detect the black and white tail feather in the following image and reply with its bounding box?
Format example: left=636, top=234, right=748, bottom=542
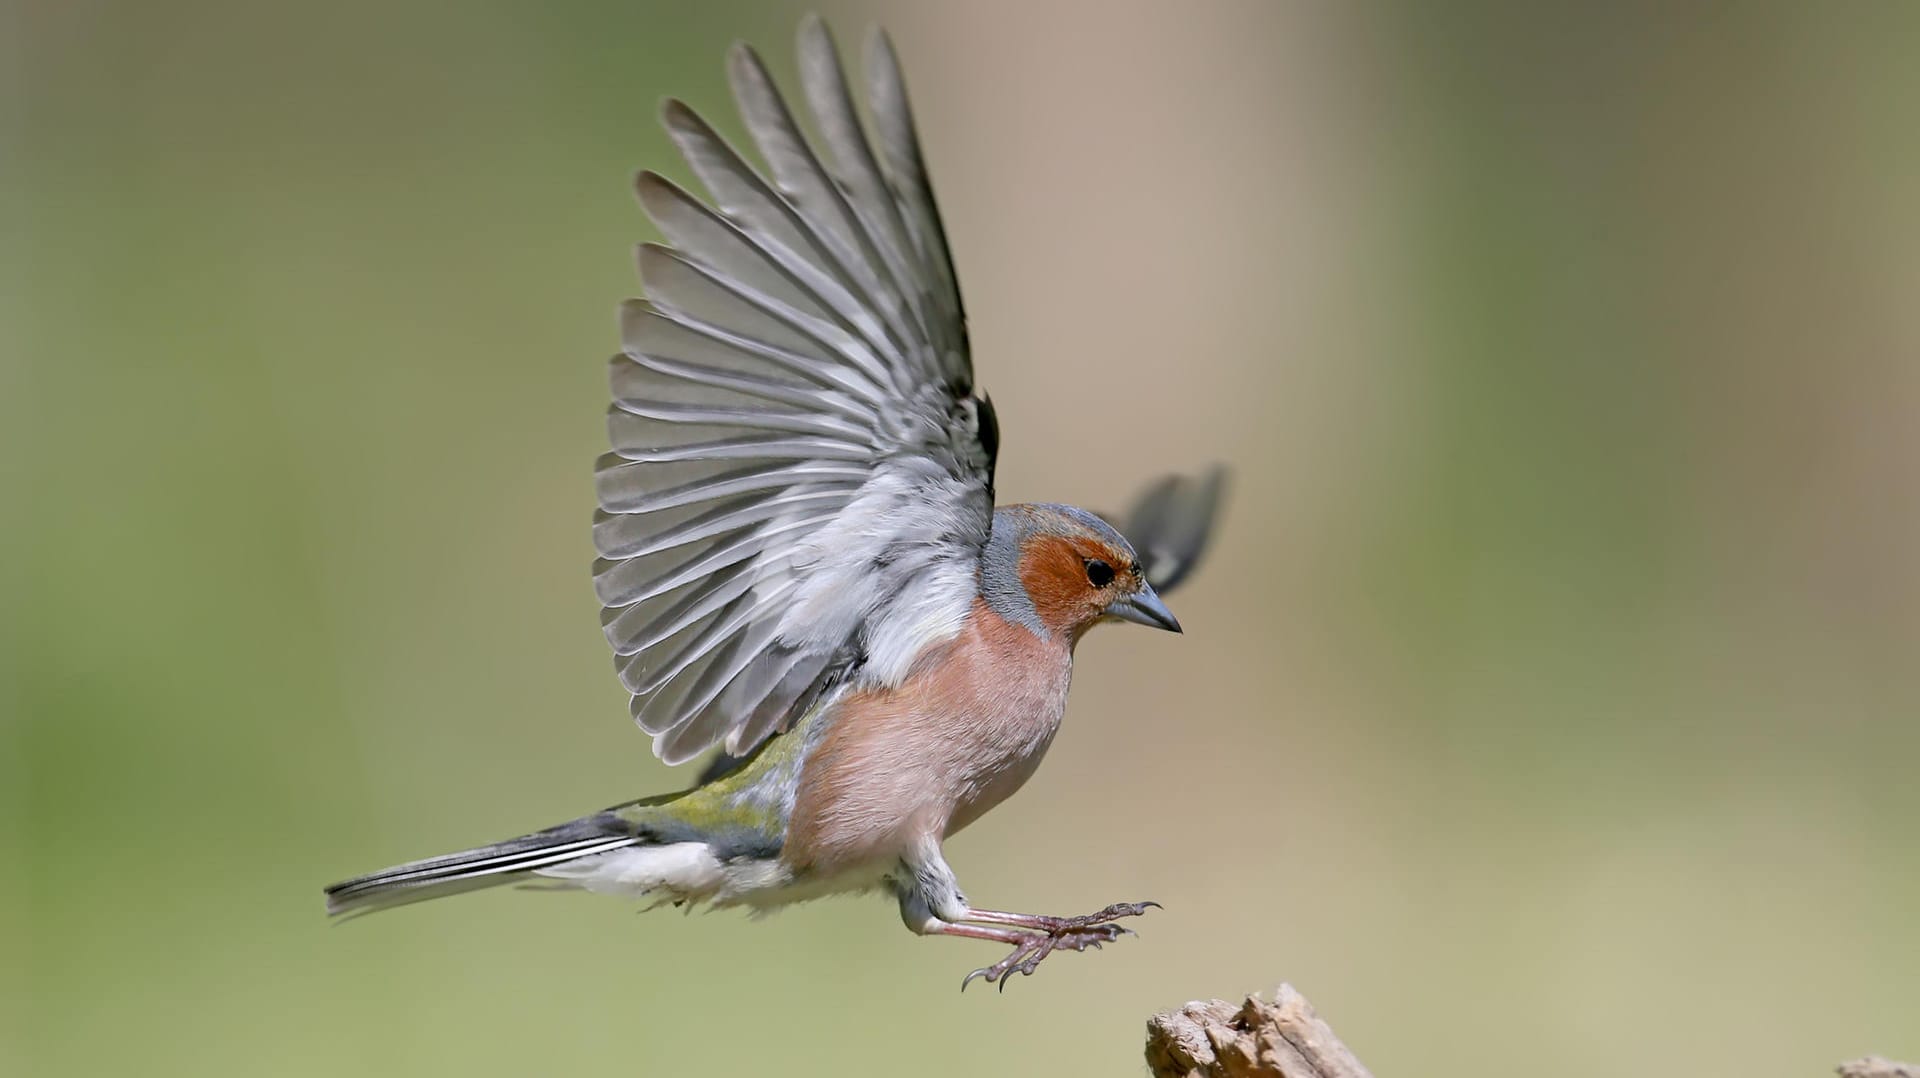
left=324, top=821, right=638, bottom=919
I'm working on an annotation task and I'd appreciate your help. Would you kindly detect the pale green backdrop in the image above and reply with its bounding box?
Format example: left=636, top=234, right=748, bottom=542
left=7, top=2, right=1918, bottom=1076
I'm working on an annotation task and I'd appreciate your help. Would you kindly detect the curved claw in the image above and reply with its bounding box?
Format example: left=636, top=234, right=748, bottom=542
left=961, top=965, right=994, bottom=992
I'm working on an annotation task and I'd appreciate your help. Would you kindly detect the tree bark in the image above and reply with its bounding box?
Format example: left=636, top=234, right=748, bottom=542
left=1145, top=984, right=1913, bottom=1078
left=1145, top=984, right=1371, bottom=1078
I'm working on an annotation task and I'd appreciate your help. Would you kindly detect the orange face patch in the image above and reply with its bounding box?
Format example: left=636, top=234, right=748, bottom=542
left=1015, top=534, right=1132, bottom=638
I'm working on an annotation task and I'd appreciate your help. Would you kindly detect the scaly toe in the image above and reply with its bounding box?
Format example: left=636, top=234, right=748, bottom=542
left=1012, top=937, right=1058, bottom=979
left=1059, top=914, right=1128, bottom=949
left=1052, top=902, right=1153, bottom=930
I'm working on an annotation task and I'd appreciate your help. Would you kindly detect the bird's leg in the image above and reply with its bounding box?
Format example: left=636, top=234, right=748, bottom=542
left=893, top=845, right=1156, bottom=991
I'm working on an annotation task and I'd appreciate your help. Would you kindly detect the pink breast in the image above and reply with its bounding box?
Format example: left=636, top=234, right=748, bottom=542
left=783, top=601, right=1074, bottom=875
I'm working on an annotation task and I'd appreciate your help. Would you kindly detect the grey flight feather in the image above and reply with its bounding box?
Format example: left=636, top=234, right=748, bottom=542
left=1105, top=467, right=1229, bottom=594
left=600, top=17, right=992, bottom=766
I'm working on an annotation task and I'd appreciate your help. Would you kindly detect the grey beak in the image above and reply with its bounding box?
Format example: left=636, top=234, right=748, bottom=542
left=1109, top=585, right=1182, bottom=633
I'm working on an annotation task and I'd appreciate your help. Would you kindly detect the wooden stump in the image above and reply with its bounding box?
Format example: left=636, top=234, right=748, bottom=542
left=1145, top=982, right=1914, bottom=1078
left=1146, top=984, right=1371, bottom=1078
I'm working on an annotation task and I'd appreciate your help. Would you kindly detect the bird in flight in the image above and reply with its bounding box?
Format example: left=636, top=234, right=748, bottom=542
left=324, top=15, right=1225, bottom=991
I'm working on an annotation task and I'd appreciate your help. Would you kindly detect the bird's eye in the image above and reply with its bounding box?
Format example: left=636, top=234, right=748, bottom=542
left=1085, top=559, right=1114, bottom=588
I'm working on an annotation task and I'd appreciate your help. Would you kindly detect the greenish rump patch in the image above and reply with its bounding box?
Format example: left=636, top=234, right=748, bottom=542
left=602, top=693, right=838, bottom=863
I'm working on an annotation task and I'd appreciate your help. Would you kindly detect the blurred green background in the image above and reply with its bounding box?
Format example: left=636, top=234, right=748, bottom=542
left=7, top=1, right=1918, bottom=1075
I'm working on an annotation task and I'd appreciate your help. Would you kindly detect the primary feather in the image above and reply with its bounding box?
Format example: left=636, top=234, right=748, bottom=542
left=600, top=16, right=994, bottom=766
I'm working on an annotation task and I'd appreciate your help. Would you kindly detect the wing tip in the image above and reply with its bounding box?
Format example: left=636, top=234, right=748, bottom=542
left=1119, top=465, right=1232, bottom=594
left=795, top=12, right=843, bottom=69
left=726, top=38, right=771, bottom=88
left=660, top=96, right=701, bottom=131
left=864, top=25, right=907, bottom=99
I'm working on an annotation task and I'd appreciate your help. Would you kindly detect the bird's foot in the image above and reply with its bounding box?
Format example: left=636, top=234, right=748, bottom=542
left=1024, top=900, right=1161, bottom=935
left=959, top=901, right=1159, bottom=991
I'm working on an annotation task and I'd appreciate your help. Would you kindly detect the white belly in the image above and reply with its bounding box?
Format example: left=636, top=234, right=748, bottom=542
left=532, top=842, right=726, bottom=901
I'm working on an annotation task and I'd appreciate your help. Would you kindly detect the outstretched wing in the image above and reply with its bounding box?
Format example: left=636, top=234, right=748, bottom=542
left=598, top=18, right=993, bottom=765
left=1107, top=467, right=1228, bottom=594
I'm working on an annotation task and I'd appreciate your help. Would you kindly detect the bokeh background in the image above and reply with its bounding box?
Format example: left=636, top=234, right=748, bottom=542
left=7, top=1, right=1918, bottom=1075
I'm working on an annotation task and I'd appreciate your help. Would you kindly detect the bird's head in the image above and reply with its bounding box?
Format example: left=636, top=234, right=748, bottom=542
left=994, top=504, right=1181, bottom=643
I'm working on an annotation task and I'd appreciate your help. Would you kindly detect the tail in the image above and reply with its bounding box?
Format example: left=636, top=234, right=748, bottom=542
left=323, top=817, right=639, bottom=919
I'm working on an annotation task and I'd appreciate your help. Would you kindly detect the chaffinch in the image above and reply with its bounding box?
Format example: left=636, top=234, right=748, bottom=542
left=325, top=15, right=1226, bottom=991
